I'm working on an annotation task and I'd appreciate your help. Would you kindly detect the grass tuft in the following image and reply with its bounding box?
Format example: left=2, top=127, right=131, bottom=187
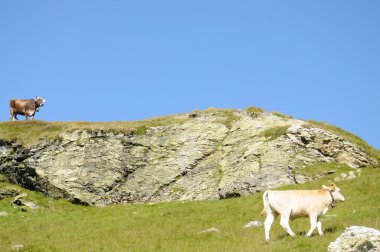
left=297, top=162, right=354, bottom=178
left=216, top=110, right=240, bottom=129
left=196, top=108, right=240, bottom=129
left=132, top=125, right=148, bottom=135
left=245, top=106, right=264, bottom=118
left=260, top=125, right=290, bottom=141
left=272, top=112, right=293, bottom=119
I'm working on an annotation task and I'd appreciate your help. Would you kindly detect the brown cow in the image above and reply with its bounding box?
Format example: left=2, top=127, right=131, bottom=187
left=10, top=96, right=46, bottom=121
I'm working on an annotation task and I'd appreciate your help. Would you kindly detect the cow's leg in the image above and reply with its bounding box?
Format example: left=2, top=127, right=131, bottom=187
left=316, top=218, right=323, bottom=236
left=10, top=109, right=15, bottom=121
left=306, top=214, right=318, bottom=237
left=24, top=109, right=28, bottom=120
left=280, top=213, right=296, bottom=237
left=264, top=212, right=275, bottom=243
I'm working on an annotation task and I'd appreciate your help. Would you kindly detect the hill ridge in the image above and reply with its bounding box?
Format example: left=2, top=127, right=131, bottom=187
left=0, top=107, right=378, bottom=205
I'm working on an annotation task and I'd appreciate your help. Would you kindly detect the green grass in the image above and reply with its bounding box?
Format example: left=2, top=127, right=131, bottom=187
left=297, top=162, right=354, bottom=178
left=0, top=108, right=242, bottom=146
left=0, top=121, right=64, bottom=146
left=214, top=109, right=240, bottom=129
left=260, top=125, right=290, bottom=141
left=245, top=106, right=265, bottom=118
left=0, top=115, right=190, bottom=146
left=132, top=125, right=149, bottom=135
left=306, top=120, right=380, bottom=165
left=272, top=112, right=293, bottom=119
left=192, top=108, right=241, bottom=129
left=0, top=165, right=379, bottom=251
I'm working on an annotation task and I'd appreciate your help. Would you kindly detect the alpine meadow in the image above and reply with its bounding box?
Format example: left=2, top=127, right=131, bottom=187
left=0, top=108, right=379, bottom=251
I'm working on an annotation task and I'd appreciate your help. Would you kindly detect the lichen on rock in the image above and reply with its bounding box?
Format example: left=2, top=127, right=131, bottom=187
left=0, top=110, right=377, bottom=205
left=328, top=226, right=380, bottom=252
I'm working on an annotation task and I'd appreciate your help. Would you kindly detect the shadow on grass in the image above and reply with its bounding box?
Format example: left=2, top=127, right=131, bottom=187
left=324, top=226, right=337, bottom=234
left=276, top=230, right=306, bottom=240
left=276, top=227, right=337, bottom=240
left=277, top=233, right=294, bottom=240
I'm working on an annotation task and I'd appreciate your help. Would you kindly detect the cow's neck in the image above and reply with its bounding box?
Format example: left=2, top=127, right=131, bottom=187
left=34, top=100, right=41, bottom=109
left=328, top=190, right=335, bottom=208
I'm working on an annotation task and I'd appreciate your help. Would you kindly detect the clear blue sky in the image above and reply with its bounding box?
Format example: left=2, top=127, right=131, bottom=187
left=1, top=1, right=379, bottom=149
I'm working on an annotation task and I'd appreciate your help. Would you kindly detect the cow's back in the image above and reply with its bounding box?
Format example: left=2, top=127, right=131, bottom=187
left=10, top=99, right=35, bottom=113
left=267, top=190, right=328, bottom=216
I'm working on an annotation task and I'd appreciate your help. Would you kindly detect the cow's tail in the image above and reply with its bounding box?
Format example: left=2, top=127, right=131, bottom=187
left=260, top=190, right=270, bottom=217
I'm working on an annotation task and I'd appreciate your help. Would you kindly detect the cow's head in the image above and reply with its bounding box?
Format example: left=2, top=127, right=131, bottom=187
left=322, top=183, right=345, bottom=202
left=35, top=96, right=46, bottom=107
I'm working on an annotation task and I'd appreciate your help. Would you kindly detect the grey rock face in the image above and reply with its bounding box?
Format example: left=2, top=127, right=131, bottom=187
left=328, top=226, right=380, bottom=252
left=0, top=188, right=19, bottom=200
left=0, top=111, right=377, bottom=205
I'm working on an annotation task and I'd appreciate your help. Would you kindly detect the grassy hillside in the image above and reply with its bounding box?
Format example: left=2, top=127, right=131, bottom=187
left=0, top=108, right=239, bottom=146
left=0, top=108, right=379, bottom=251
left=0, top=115, right=190, bottom=146
left=1, top=109, right=379, bottom=162
left=0, top=165, right=379, bottom=251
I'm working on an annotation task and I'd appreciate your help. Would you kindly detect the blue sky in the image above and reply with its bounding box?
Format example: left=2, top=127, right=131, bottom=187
left=1, top=1, right=379, bottom=149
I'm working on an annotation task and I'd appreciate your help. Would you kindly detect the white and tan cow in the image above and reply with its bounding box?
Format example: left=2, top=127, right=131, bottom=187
left=10, top=97, right=46, bottom=121
left=262, top=183, right=345, bottom=243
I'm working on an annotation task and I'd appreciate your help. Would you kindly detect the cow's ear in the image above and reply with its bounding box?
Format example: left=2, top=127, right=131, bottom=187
left=329, top=183, right=336, bottom=191
left=322, top=185, right=329, bottom=190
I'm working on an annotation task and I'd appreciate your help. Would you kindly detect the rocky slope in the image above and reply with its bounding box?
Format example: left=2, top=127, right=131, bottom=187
left=0, top=109, right=377, bottom=205
left=328, top=226, right=380, bottom=252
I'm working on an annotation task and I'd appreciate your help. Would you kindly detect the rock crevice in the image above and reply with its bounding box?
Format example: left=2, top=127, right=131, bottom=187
left=0, top=111, right=377, bottom=205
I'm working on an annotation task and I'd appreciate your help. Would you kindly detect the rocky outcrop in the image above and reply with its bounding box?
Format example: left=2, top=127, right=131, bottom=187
left=328, top=226, right=380, bottom=252
left=0, top=110, right=377, bottom=205
left=0, top=187, right=19, bottom=200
